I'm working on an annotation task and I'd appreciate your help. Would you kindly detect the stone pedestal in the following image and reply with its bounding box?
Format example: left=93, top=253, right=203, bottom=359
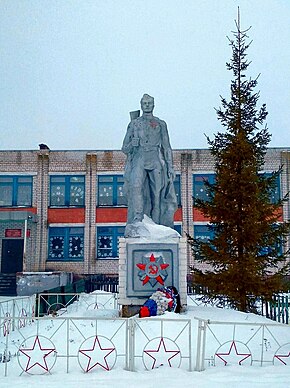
left=118, top=236, right=187, bottom=312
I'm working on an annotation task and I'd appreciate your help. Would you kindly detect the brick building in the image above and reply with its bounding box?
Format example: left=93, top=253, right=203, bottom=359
left=0, top=147, right=290, bottom=278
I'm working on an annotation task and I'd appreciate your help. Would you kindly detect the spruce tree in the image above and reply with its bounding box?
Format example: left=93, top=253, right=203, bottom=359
left=188, top=13, right=290, bottom=312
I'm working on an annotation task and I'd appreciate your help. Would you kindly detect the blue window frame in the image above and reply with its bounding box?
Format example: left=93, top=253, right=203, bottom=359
left=174, top=224, right=182, bottom=235
left=262, top=172, right=280, bottom=204
left=50, top=176, right=85, bottom=207
left=193, top=174, right=215, bottom=202
left=97, top=226, right=125, bottom=259
left=194, top=224, right=215, bottom=260
left=48, top=227, right=84, bottom=261
left=97, top=174, right=180, bottom=207
left=194, top=224, right=214, bottom=242
left=174, top=174, right=181, bottom=206
left=97, top=175, right=126, bottom=206
left=0, top=176, right=33, bottom=207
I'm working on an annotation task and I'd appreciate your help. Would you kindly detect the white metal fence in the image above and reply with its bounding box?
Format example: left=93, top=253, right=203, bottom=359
left=36, top=292, right=119, bottom=317
left=0, top=295, right=36, bottom=338
left=195, top=318, right=290, bottom=371
left=1, top=294, right=290, bottom=377
left=0, top=315, right=192, bottom=377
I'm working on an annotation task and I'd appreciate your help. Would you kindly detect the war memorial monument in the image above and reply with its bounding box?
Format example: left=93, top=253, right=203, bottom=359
left=118, top=94, right=187, bottom=315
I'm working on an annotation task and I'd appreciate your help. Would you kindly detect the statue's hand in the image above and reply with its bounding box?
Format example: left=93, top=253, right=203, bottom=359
left=131, top=137, right=139, bottom=147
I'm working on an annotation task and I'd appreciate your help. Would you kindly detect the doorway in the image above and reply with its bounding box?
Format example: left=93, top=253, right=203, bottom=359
left=1, top=239, right=24, bottom=273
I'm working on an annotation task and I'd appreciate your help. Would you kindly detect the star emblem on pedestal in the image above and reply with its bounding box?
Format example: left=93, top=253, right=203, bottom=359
left=143, top=337, right=181, bottom=369
left=18, top=335, right=56, bottom=373
left=78, top=335, right=116, bottom=372
left=136, top=253, right=169, bottom=286
left=215, top=341, right=251, bottom=366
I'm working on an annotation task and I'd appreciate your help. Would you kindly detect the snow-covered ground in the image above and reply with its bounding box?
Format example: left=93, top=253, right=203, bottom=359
left=1, top=292, right=290, bottom=388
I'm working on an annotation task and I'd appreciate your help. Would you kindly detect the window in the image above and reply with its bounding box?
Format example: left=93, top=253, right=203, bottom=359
left=193, top=174, right=215, bottom=202
left=97, top=226, right=125, bottom=258
left=194, top=224, right=215, bottom=260
left=50, top=176, right=85, bottom=207
left=174, top=174, right=181, bottom=206
left=48, top=227, right=84, bottom=261
left=174, top=224, right=182, bottom=235
left=97, top=175, right=126, bottom=206
left=194, top=224, right=214, bottom=242
left=0, top=176, right=32, bottom=207
left=262, top=172, right=280, bottom=204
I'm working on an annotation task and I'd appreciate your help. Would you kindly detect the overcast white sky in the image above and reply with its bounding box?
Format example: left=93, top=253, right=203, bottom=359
left=0, top=0, right=289, bottom=151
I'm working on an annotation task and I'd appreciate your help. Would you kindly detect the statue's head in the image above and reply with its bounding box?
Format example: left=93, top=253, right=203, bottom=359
left=140, top=94, right=154, bottom=114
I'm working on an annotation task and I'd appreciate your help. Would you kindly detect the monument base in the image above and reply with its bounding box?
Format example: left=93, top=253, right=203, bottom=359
left=118, top=234, right=187, bottom=314
left=121, top=304, right=142, bottom=318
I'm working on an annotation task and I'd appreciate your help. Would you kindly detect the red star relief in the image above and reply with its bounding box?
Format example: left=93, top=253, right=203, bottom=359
left=136, top=253, right=169, bottom=285
left=143, top=337, right=181, bottom=369
left=215, top=341, right=251, bottom=366
left=19, top=335, right=56, bottom=373
left=79, top=336, right=116, bottom=372
left=274, top=351, right=290, bottom=365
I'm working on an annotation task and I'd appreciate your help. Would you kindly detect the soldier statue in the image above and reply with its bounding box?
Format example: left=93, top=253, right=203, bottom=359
left=122, top=94, right=177, bottom=237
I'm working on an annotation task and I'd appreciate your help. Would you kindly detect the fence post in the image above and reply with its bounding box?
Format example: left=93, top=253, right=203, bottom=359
left=37, top=294, right=40, bottom=318
left=127, top=318, right=135, bottom=371
left=201, top=320, right=207, bottom=371
left=188, top=320, right=193, bottom=372
left=195, top=319, right=207, bottom=372
left=286, top=296, right=289, bottom=325
left=12, top=299, right=16, bottom=332
left=4, top=324, right=9, bottom=377
left=261, top=324, right=265, bottom=366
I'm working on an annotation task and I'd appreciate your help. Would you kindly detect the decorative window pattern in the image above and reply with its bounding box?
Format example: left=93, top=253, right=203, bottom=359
left=193, top=174, right=215, bottom=203
left=0, top=176, right=32, bottom=207
left=97, top=174, right=181, bottom=207
left=97, top=175, right=126, bottom=206
left=50, top=176, right=85, bottom=207
left=48, top=227, right=84, bottom=261
left=97, top=226, right=125, bottom=259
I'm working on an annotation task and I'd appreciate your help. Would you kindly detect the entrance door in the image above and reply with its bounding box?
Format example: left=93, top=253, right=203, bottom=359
left=1, top=239, right=24, bottom=273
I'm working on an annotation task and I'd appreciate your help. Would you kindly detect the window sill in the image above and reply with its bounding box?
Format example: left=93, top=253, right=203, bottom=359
left=49, top=206, right=85, bottom=208
left=96, top=205, right=127, bottom=208
left=47, top=259, right=84, bottom=262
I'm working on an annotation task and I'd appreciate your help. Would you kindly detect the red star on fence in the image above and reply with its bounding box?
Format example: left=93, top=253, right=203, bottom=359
left=215, top=341, right=251, bottom=366
left=274, top=351, right=290, bottom=365
left=144, top=337, right=180, bottom=369
left=79, top=336, right=116, bottom=372
left=19, top=335, right=55, bottom=373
